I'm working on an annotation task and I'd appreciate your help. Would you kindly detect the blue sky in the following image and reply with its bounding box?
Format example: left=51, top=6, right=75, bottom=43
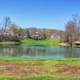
left=0, top=0, right=80, bottom=30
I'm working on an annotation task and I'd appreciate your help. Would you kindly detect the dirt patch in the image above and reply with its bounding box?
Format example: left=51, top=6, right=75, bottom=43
left=0, top=62, right=46, bottom=77
left=0, top=62, right=80, bottom=77
left=52, top=64, right=80, bottom=76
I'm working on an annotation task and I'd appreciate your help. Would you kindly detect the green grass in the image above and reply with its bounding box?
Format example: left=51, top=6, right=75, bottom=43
left=0, top=76, right=79, bottom=80
left=0, top=57, right=80, bottom=63
left=21, top=38, right=60, bottom=47
left=0, top=38, right=60, bottom=47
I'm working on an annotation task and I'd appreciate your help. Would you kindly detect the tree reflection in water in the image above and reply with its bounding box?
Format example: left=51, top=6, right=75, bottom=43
left=0, top=45, right=80, bottom=58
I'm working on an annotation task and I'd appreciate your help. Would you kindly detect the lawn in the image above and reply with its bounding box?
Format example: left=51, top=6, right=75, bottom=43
left=0, top=76, right=79, bottom=80
left=0, top=58, right=79, bottom=80
left=21, top=38, right=60, bottom=47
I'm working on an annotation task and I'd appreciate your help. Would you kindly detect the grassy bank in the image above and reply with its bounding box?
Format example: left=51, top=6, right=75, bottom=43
left=0, top=76, right=79, bottom=80
left=21, top=38, right=60, bottom=47
left=0, top=38, right=60, bottom=47
left=0, top=57, right=80, bottom=62
left=0, top=58, right=79, bottom=79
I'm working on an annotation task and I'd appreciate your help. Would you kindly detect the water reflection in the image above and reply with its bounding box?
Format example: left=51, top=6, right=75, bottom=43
left=0, top=45, right=80, bottom=58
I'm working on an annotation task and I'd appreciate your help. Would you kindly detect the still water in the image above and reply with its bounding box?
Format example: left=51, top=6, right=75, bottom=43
left=0, top=45, right=80, bottom=58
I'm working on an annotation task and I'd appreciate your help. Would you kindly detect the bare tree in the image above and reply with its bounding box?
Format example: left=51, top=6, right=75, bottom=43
left=65, top=20, right=78, bottom=47
left=3, top=16, right=11, bottom=32
left=26, top=30, right=31, bottom=38
left=42, top=29, right=47, bottom=39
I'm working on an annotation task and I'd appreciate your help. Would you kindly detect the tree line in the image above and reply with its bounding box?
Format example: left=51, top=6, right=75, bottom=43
left=0, top=16, right=80, bottom=47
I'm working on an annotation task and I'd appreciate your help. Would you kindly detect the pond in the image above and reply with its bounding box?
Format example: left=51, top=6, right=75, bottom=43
left=0, top=45, right=80, bottom=58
